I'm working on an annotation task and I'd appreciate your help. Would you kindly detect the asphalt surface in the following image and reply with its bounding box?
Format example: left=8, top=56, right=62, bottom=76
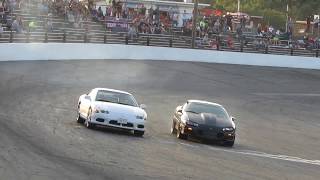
left=0, top=59, right=319, bottom=180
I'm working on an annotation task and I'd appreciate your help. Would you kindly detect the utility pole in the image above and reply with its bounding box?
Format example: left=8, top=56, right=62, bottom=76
left=318, top=16, right=320, bottom=37
left=286, top=3, right=289, bottom=32
left=191, top=0, right=198, bottom=48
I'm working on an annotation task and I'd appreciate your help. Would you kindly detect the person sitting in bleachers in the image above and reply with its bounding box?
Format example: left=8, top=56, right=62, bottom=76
left=97, top=6, right=104, bottom=21
left=16, top=0, right=21, bottom=9
left=128, top=24, right=137, bottom=40
left=5, top=13, right=12, bottom=29
left=45, top=13, right=53, bottom=32
left=0, top=24, right=3, bottom=36
left=227, top=34, right=234, bottom=49
left=209, top=38, right=218, bottom=49
left=38, top=0, right=49, bottom=15
left=0, top=3, right=5, bottom=23
left=11, top=16, right=24, bottom=33
left=28, top=20, right=37, bottom=32
left=54, top=0, right=65, bottom=16
left=67, top=10, right=75, bottom=23
left=8, top=0, right=16, bottom=13
left=1, top=0, right=10, bottom=24
left=90, top=6, right=98, bottom=21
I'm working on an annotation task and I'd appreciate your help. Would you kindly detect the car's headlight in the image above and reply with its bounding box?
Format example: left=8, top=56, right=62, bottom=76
left=136, top=115, right=144, bottom=120
left=100, top=110, right=109, bottom=114
left=222, top=127, right=234, bottom=132
left=94, top=109, right=109, bottom=114
left=186, top=121, right=199, bottom=127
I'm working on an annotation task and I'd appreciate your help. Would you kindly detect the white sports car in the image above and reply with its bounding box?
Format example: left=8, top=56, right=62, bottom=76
left=77, top=88, right=147, bottom=136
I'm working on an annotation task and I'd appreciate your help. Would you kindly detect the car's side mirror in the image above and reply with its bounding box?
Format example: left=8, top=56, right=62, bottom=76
left=140, top=104, right=147, bottom=110
left=85, top=95, right=91, bottom=101
left=231, top=116, right=236, bottom=122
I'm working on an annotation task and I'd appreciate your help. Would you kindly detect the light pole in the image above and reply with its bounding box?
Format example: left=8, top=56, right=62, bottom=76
left=191, top=0, right=198, bottom=48
left=237, top=0, right=240, bottom=13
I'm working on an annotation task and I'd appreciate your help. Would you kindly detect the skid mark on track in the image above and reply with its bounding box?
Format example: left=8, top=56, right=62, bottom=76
left=156, top=138, right=320, bottom=166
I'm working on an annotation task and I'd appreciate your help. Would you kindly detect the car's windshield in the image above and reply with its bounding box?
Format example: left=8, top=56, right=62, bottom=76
left=95, top=90, right=138, bottom=107
left=184, top=102, right=229, bottom=120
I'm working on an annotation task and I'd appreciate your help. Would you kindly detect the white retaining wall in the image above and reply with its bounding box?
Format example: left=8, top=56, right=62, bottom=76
left=1, top=43, right=320, bottom=70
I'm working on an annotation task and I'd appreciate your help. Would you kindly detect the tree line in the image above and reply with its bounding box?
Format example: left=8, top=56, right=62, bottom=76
left=200, top=0, right=320, bottom=29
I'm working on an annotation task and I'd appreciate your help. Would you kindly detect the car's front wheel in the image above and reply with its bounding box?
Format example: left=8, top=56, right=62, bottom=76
left=85, top=108, right=95, bottom=129
left=77, top=113, right=84, bottom=124
left=224, top=140, right=235, bottom=147
left=134, top=130, right=144, bottom=137
left=176, top=124, right=187, bottom=140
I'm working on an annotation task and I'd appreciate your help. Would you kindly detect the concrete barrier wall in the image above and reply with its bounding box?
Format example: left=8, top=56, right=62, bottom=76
left=1, top=43, right=320, bottom=70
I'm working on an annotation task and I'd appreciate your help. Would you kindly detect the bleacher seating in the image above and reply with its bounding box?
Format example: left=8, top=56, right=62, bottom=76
left=0, top=2, right=319, bottom=58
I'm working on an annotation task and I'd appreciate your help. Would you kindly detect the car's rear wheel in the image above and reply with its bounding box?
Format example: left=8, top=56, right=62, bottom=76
left=134, top=130, right=144, bottom=137
left=76, top=103, right=84, bottom=123
left=85, top=108, right=94, bottom=129
left=170, top=120, right=177, bottom=134
left=176, top=125, right=187, bottom=140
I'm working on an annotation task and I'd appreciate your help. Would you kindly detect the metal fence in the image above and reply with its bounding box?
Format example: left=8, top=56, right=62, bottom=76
left=0, top=30, right=319, bottom=58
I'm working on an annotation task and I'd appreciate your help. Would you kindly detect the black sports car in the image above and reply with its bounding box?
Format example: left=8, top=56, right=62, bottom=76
left=171, top=100, right=236, bottom=147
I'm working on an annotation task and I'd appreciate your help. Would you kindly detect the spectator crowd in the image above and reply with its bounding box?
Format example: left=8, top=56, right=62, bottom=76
left=0, top=0, right=319, bottom=50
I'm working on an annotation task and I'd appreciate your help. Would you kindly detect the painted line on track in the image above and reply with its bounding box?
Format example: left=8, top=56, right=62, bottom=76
left=253, top=93, right=320, bottom=97
left=207, top=146, right=320, bottom=166
left=157, top=138, right=320, bottom=166
left=179, top=142, right=197, bottom=148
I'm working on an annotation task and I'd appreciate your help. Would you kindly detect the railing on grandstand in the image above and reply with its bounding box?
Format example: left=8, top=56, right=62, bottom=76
left=0, top=30, right=319, bottom=58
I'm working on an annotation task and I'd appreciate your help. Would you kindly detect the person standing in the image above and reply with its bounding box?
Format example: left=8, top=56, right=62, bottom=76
left=240, top=15, right=245, bottom=29
left=0, top=24, right=3, bottom=38
left=148, top=7, right=153, bottom=21
left=182, top=10, right=187, bottom=26
left=173, top=13, right=178, bottom=27
left=154, top=6, right=159, bottom=25
left=226, top=12, right=232, bottom=31
left=257, top=23, right=262, bottom=35
left=0, top=3, right=5, bottom=23
left=287, top=17, right=293, bottom=40
left=306, top=15, right=311, bottom=33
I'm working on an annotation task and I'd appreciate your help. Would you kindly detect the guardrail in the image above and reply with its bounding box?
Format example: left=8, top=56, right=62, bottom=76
left=0, top=30, right=319, bottom=58
left=0, top=30, right=189, bottom=48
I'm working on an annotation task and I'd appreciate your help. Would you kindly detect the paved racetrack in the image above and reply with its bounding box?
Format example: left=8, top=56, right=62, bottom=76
left=0, top=59, right=319, bottom=180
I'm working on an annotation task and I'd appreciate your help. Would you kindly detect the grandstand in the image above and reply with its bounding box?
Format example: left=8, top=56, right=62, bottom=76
left=0, top=0, right=319, bottom=58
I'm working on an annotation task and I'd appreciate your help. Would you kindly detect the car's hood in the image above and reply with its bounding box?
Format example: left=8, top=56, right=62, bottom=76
left=93, top=101, right=146, bottom=118
left=187, top=112, right=233, bottom=128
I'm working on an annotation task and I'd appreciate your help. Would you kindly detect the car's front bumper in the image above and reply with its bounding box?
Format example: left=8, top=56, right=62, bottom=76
left=90, top=114, right=145, bottom=131
left=182, top=125, right=235, bottom=141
